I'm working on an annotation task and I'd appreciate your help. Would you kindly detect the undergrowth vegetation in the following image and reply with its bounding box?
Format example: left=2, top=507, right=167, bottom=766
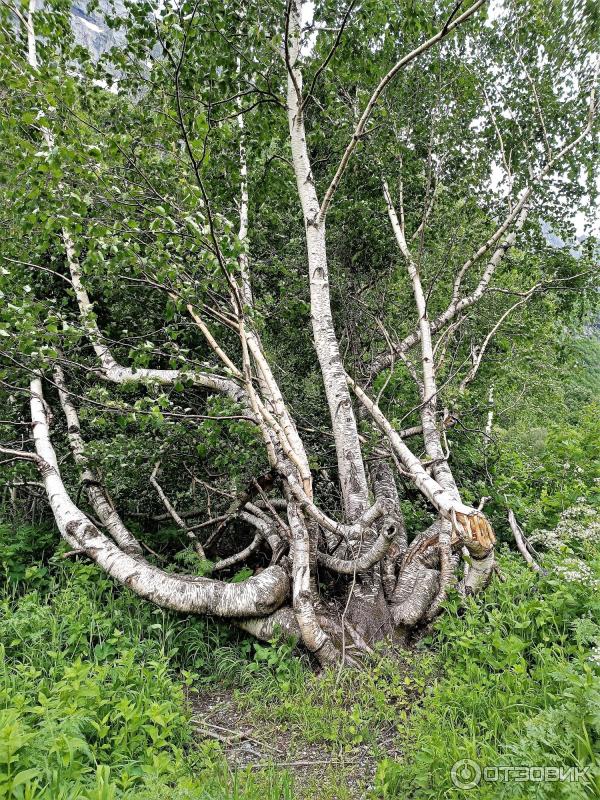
left=0, top=522, right=429, bottom=798
left=237, top=649, right=432, bottom=750
left=375, top=502, right=600, bottom=799
left=0, top=533, right=296, bottom=799
left=2, top=499, right=599, bottom=799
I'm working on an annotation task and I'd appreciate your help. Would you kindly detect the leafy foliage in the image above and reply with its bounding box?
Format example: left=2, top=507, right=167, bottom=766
left=0, top=544, right=300, bottom=798
left=374, top=502, right=600, bottom=798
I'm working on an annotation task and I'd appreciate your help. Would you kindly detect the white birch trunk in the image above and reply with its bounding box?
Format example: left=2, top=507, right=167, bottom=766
left=383, top=181, right=457, bottom=494
left=286, top=1, right=368, bottom=520
left=54, top=365, right=143, bottom=555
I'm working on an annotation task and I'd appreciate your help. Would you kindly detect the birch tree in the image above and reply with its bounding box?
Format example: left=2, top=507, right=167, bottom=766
left=0, top=0, right=597, bottom=663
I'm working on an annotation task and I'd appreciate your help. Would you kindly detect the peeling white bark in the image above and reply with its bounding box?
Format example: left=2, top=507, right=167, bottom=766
left=236, top=606, right=301, bottom=642
left=54, top=365, right=143, bottom=555
left=485, top=385, right=494, bottom=444
left=286, top=1, right=368, bottom=520
left=233, top=81, right=311, bottom=492
left=317, top=517, right=398, bottom=574
left=458, top=550, right=495, bottom=595
left=29, top=376, right=289, bottom=617
left=287, top=499, right=338, bottom=664
left=236, top=54, right=252, bottom=310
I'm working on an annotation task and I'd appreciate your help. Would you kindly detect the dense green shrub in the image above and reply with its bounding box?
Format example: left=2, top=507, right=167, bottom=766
left=374, top=503, right=600, bottom=799
left=0, top=524, right=55, bottom=586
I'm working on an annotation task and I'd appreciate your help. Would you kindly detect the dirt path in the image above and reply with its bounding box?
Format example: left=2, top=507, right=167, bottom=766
left=188, top=688, right=399, bottom=799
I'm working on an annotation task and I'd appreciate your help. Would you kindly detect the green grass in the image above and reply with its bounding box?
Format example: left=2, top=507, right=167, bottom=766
left=1, top=505, right=599, bottom=799
left=373, top=527, right=600, bottom=798
left=0, top=530, right=297, bottom=799
left=236, top=647, right=432, bottom=750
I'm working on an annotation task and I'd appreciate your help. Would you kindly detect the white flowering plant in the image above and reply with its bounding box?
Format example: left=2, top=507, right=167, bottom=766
left=529, top=498, right=600, bottom=556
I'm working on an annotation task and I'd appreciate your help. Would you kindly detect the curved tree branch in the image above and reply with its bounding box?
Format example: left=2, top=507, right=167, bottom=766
left=317, top=0, right=487, bottom=224
left=28, top=375, right=290, bottom=618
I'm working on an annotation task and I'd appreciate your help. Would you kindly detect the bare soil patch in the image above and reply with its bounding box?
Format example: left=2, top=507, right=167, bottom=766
left=188, top=687, right=402, bottom=799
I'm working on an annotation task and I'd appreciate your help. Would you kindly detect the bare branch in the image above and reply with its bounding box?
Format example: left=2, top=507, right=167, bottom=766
left=0, top=445, right=43, bottom=466
left=317, top=0, right=487, bottom=224
left=300, top=0, right=357, bottom=114
left=459, top=284, right=539, bottom=390
left=150, top=462, right=206, bottom=559
left=508, top=509, right=541, bottom=572
left=213, top=531, right=263, bottom=571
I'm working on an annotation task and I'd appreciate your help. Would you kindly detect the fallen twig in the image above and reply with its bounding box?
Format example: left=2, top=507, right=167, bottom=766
left=508, top=509, right=541, bottom=572
left=190, top=717, right=282, bottom=753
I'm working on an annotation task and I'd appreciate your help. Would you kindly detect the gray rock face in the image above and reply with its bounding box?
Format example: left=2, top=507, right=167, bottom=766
left=71, top=0, right=126, bottom=59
